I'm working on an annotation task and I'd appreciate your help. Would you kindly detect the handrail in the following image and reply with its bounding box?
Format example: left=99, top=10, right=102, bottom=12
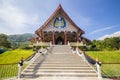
left=24, top=52, right=36, bottom=62
left=75, top=47, right=102, bottom=79
left=21, top=46, right=53, bottom=78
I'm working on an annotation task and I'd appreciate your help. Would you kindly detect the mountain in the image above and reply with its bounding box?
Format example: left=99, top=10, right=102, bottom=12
left=98, top=31, right=120, bottom=40
left=8, top=33, right=35, bottom=42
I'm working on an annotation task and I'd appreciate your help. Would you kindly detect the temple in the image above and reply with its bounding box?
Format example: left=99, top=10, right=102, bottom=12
left=34, top=4, right=90, bottom=45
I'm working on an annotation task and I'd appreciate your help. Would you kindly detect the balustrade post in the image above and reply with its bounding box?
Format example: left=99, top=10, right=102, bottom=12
left=18, top=57, right=24, bottom=79
left=18, top=66, right=21, bottom=79
left=96, top=58, right=102, bottom=79
left=76, top=47, right=79, bottom=55
left=50, top=41, right=52, bottom=47
left=81, top=52, right=86, bottom=61
left=68, top=41, right=70, bottom=47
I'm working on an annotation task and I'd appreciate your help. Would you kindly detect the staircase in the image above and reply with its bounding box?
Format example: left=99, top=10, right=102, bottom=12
left=21, top=45, right=99, bottom=80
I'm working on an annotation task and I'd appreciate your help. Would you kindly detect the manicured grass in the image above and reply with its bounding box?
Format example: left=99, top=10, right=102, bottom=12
left=0, top=49, right=34, bottom=79
left=86, top=51, right=120, bottom=78
left=0, top=49, right=34, bottom=64
left=0, top=63, right=27, bottom=79
left=101, top=64, right=120, bottom=78
left=85, top=51, right=120, bottom=63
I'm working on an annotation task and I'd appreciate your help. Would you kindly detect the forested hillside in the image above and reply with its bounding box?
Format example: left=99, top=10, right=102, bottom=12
left=8, top=33, right=35, bottom=42
left=0, top=33, right=35, bottom=50
left=7, top=33, right=35, bottom=49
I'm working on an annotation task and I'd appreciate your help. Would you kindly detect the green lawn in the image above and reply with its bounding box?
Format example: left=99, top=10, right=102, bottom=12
left=0, top=49, right=34, bottom=64
left=86, top=51, right=120, bottom=78
left=101, top=64, right=120, bottom=78
left=0, top=49, right=34, bottom=79
left=86, top=51, right=120, bottom=63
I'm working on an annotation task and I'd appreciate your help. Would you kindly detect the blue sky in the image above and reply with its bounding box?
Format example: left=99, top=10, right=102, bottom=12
left=0, top=0, right=120, bottom=40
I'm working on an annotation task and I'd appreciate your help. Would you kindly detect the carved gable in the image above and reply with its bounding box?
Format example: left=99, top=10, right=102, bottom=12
left=43, top=14, right=77, bottom=32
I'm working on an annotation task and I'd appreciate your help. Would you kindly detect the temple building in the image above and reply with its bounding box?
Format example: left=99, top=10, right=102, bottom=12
left=35, top=4, right=90, bottom=45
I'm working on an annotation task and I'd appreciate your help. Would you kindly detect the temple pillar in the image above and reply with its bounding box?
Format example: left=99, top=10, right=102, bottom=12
left=77, top=32, right=79, bottom=42
left=39, top=36, right=42, bottom=42
left=77, top=31, right=82, bottom=42
left=38, top=31, right=42, bottom=42
left=64, top=31, right=67, bottom=44
left=42, top=32, right=44, bottom=42
left=41, top=31, right=43, bottom=42
left=52, top=31, right=55, bottom=44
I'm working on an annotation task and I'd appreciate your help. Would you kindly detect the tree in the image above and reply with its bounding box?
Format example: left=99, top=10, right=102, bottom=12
left=90, top=37, right=120, bottom=51
left=112, top=37, right=120, bottom=50
left=0, top=34, right=11, bottom=49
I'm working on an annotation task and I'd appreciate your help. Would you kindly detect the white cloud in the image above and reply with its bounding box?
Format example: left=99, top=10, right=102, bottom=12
left=0, top=0, right=39, bottom=34
left=90, top=25, right=119, bottom=34
left=98, top=31, right=120, bottom=40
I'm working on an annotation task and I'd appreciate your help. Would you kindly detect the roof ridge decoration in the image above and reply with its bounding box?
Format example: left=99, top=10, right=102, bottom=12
left=35, top=4, right=85, bottom=35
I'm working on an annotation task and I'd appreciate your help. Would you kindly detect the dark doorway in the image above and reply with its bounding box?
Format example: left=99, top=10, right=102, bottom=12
left=55, top=36, right=64, bottom=45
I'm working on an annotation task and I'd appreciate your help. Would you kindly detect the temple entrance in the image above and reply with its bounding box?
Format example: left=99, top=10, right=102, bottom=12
left=55, top=36, right=64, bottom=45
left=55, top=32, right=64, bottom=45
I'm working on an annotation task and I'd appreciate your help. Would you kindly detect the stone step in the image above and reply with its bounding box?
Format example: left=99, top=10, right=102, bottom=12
left=43, top=60, right=84, bottom=62
left=42, top=61, right=85, bottom=64
left=45, top=57, right=82, bottom=60
left=22, top=70, right=96, bottom=75
left=21, top=77, right=99, bottom=80
left=26, top=67, right=93, bottom=70
left=23, top=71, right=97, bottom=74
left=46, top=57, right=82, bottom=58
left=23, top=69, right=95, bottom=72
left=25, top=67, right=94, bottom=71
left=46, top=54, right=79, bottom=56
left=21, top=45, right=98, bottom=79
left=40, top=65, right=89, bottom=67
left=22, top=71, right=97, bottom=76
left=44, top=59, right=83, bottom=60
left=41, top=62, right=87, bottom=64
left=44, top=58, right=84, bottom=60
left=22, top=72, right=98, bottom=77
left=46, top=56, right=80, bottom=58
left=41, top=62, right=87, bottom=66
left=29, top=64, right=89, bottom=67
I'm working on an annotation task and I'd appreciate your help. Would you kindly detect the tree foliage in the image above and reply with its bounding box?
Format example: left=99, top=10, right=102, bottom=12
left=89, top=37, right=120, bottom=51
left=0, top=34, right=11, bottom=49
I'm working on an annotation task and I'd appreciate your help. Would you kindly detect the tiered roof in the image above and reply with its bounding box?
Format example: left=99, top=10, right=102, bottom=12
left=35, top=4, right=84, bottom=35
